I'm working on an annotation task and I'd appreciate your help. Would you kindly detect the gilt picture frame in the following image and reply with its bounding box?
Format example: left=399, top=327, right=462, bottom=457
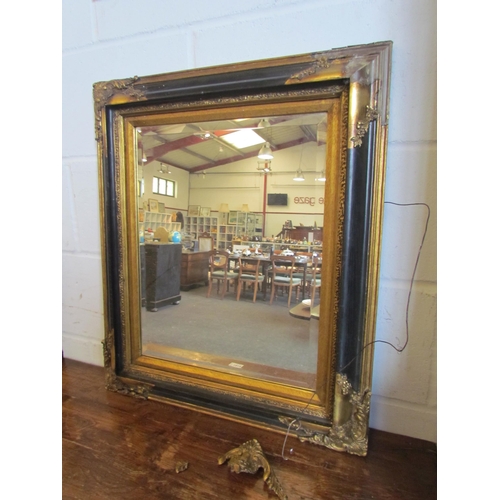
left=148, top=199, right=158, bottom=212
left=94, top=42, right=392, bottom=456
left=188, top=205, right=200, bottom=216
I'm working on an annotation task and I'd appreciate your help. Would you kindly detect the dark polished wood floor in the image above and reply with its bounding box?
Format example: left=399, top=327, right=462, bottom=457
left=62, top=359, right=437, bottom=499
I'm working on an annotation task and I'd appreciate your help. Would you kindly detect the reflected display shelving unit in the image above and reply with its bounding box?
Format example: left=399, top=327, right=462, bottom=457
left=140, top=211, right=181, bottom=234
left=217, top=221, right=236, bottom=250
left=257, top=241, right=323, bottom=253
left=217, top=211, right=262, bottom=250
left=185, top=216, right=218, bottom=246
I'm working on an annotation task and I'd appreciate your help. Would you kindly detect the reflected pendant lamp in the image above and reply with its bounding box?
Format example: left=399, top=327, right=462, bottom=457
left=258, top=142, right=273, bottom=160
left=293, top=168, right=305, bottom=181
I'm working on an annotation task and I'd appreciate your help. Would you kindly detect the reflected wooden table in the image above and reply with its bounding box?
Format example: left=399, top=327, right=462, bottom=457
left=228, top=255, right=271, bottom=299
left=289, top=303, right=320, bottom=320
left=228, top=254, right=311, bottom=300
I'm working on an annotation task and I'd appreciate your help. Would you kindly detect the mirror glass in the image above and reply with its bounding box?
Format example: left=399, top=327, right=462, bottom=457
left=136, top=112, right=327, bottom=391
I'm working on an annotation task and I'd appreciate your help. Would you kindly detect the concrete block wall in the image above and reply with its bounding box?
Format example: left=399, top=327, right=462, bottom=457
left=62, top=0, right=437, bottom=442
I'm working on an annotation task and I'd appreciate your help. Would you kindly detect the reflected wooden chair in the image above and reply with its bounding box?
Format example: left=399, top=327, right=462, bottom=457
left=306, top=255, right=322, bottom=307
left=199, top=233, right=214, bottom=252
left=236, top=258, right=265, bottom=303
left=269, top=255, right=302, bottom=307
left=207, top=250, right=238, bottom=300
left=292, top=251, right=312, bottom=279
left=294, top=252, right=320, bottom=297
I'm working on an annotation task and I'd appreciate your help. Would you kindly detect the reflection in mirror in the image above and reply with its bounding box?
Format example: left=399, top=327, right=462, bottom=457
left=137, top=112, right=327, bottom=390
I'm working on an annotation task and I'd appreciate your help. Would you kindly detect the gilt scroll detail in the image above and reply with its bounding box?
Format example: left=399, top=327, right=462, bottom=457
left=101, top=335, right=113, bottom=368
left=218, top=439, right=287, bottom=500
left=175, top=461, right=189, bottom=473
left=350, top=105, right=379, bottom=148
left=285, top=53, right=352, bottom=84
left=105, top=373, right=151, bottom=399
left=280, top=373, right=371, bottom=456
left=93, top=76, right=146, bottom=142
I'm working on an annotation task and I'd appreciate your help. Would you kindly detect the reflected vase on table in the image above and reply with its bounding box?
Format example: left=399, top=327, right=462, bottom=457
left=169, top=231, right=182, bottom=243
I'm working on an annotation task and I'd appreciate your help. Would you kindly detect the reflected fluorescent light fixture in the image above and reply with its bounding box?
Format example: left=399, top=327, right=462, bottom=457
left=158, top=163, right=171, bottom=174
left=315, top=170, right=326, bottom=181
left=257, top=159, right=272, bottom=173
left=293, top=168, right=305, bottom=181
left=194, top=128, right=212, bottom=139
left=258, top=141, right=273, bottom=160
left=221, top=129, right=265, bottom=149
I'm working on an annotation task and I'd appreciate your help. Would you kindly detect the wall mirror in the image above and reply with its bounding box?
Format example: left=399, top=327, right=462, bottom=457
left=94, top=42, right=392, bottom=456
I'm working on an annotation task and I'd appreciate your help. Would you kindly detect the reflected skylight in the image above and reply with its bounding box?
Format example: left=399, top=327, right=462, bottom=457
left=220, top=129, right=265, bottom=149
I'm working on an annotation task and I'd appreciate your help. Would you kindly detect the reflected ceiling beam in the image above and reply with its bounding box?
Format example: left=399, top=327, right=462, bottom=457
left=144, top=135, right=208, bottom=165
left=157, top=143, right=236, bottom=172
left=143, top=129, right=238, bottom=165
left=143, top=117, right=321, bottom=167
left=145, top=134, right=214, bottom=168
left=187, top=124, right=242, bottom=150
left=300, top=125, right=316, bottom=142
left=210, top=132, right=245, bottom=157
left=179, top=147, right=213, bottom=163
left=155, top=157, right=189, bottom=171
left=189, top=136, right=312, bottom=173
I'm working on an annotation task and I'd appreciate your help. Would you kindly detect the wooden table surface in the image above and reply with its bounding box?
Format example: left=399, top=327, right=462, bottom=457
left=62, top=358, right=437, bottom=499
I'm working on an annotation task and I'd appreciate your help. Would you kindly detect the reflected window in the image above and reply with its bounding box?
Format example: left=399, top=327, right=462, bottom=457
left=152, top=176, right=175, bottom=197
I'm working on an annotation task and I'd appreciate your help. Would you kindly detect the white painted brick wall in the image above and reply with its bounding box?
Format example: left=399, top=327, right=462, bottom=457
left=62, top=0, right=437, bottom=442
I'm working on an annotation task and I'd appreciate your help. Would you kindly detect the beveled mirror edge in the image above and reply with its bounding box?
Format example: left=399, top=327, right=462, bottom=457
left=360, top=124, right=389, bottom=392
left=95, top=42, right=392, bottom=456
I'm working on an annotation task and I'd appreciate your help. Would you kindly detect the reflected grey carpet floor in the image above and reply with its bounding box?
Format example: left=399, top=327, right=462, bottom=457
left=141, top=285, right=318, bottom=375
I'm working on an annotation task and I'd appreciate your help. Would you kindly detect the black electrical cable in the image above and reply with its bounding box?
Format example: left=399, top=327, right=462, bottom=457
left=281, top=201, right=432, bottom=458
left=339, top=201, right=431, bottom=370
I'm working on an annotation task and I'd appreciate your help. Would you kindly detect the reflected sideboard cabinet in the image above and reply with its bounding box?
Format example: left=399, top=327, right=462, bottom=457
left=288, top=227, right=323, bottom=242
left=180, top=251, right=210, bottom=290
left=145, top=242, right=182, bottom=311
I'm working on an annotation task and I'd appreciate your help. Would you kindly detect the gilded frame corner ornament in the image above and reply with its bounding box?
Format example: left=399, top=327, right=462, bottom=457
left=351, top=105, right=380, bottom=148
left=95, top=42, right=392, bottom=456
left=284, top=373, right=371, bottom=456
left=93, top=76, right=147, bottom=142
left=218, top=439, right=288, bottom=500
